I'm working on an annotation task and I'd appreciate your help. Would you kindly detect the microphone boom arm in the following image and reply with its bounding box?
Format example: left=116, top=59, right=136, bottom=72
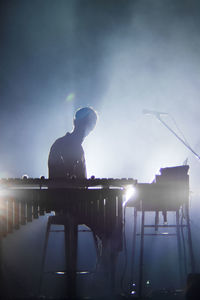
left=156, top=114, right=200, bottom=161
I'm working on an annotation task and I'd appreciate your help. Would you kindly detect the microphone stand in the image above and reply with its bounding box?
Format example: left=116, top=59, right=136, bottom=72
left=155, top=113, right=197, bottom=275
left=155, top=113, right=200, bottom=161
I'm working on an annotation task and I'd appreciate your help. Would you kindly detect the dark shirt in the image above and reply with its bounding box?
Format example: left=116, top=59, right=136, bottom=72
left=48, top=132, right=87, bottom=178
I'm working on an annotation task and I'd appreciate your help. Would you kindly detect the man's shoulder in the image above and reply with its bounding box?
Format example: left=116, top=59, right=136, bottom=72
left=51, top=133, right=71, bottom=148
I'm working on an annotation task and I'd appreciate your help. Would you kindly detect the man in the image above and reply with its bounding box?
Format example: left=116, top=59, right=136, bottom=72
left=48, top=106, right=97, bottom=179
left=47, top=107, right=118, bottom=296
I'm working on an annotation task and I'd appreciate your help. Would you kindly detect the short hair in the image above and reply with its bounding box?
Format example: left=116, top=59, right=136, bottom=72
left=74, top=107, right=98, bottom=131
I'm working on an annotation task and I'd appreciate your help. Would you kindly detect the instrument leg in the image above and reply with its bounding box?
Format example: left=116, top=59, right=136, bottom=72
left=176, top=210, right=184, bottom=286
left=185, top=204, right=195, bottom=273
left=130, top=207, right=137, bottom=292
left=138, top=210, right=145, bottom=298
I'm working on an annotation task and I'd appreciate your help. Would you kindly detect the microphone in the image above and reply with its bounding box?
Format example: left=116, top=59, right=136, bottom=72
left=143, top=109, right=168, bottom=116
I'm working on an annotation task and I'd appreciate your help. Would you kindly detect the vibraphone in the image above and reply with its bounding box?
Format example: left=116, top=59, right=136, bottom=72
left=0, top=168, right=194, bottom=298
left=0, top=177, right=137, bottom=298
left=0, top=177, right=137, bottom=238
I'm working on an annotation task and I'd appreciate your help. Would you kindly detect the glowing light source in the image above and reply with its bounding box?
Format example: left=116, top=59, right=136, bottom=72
left=76, top=271, right=90, bottom=275
left=65, top=93, right=75, bottom=102
left=123, top=185, right=136, bottom=207
left=131, top=290, right=136, bottom=295
left=56, top=271, right=91, bottom=275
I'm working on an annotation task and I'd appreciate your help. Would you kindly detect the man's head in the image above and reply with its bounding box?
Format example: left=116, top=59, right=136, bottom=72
left=73, top=107, right=98, bottom=140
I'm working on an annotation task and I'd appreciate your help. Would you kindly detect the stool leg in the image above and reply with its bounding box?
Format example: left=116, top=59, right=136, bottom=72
left=64, top=218, right=78, bottom=298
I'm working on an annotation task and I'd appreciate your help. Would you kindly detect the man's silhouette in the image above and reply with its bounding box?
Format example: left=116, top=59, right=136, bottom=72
left=47, top=107, right=119, bottom=297
left=48, top=107, right=97, bottom=179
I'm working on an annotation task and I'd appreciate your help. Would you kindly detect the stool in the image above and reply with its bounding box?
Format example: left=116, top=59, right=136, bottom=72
left=39, top=213, right=99, bottom=298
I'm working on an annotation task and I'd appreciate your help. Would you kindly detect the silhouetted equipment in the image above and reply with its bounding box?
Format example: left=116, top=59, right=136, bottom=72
left=127, top=165, right=195, bottom=298
left=0, top=177, right=136, bottom=235
left=0, top=168, right=195, bottom=298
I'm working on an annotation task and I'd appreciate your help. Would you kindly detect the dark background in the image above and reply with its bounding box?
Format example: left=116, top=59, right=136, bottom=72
left=1, top=0, right=200, bottom=298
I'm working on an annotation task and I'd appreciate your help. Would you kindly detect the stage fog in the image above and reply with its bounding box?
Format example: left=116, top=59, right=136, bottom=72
left=1, top=0, right=200, bottom=298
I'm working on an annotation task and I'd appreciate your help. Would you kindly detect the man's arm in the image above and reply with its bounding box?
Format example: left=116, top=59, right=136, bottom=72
left=48, top=142, right=65, bottom=178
